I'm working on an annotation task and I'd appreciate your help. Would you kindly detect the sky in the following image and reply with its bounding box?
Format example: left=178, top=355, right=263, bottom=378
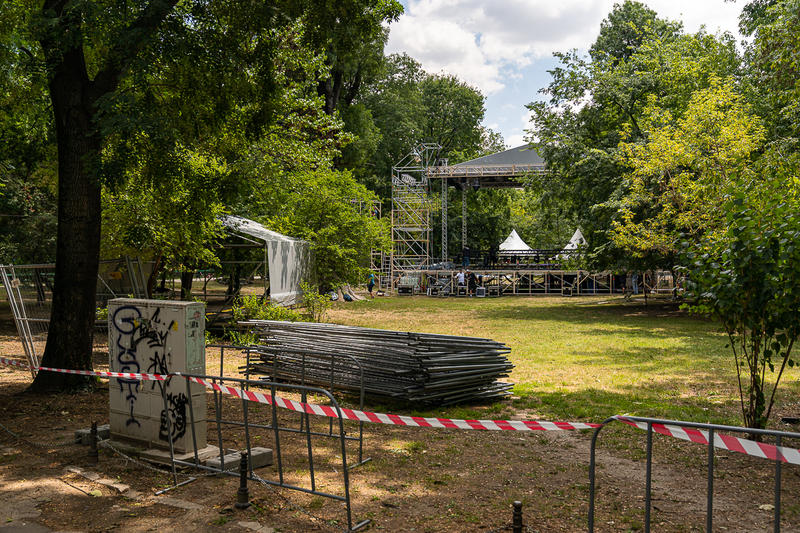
left=385, top=0, right=745, bottom=148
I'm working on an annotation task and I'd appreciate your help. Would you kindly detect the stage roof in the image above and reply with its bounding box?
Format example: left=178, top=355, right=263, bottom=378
left=426, top=145, right=546, bottom=188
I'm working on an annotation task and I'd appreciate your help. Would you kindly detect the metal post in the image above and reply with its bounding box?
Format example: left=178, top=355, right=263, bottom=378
left=775, top=435, right=782, bottom=533
left=441, top=180, right=448, bottom=262
left=185, top=378, right=199, bottom=467
left=235, top=453, right=251, bottom=509
left=88, top=421, right=98, bottom=464
left=461, top=187, right=467, bottom=254
left=706, top=427, right=714, bottom=532
left=512, top=500, right=523, bottom=533
left=645, top=422, right=653, bottom=533
left=159, top=381, right=179, bottom=486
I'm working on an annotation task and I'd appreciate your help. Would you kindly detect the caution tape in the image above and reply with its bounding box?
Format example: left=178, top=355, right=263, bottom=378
left=615, top=416, right=800, bottom=466
left=182, top=375, right=600, bottom=432
left=0, top=357, right=167, bottom=381
left=4, top=356, right=800, bottom=462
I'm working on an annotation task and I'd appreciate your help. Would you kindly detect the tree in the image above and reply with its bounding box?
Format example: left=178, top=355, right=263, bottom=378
left=612, top=80, right=766, bottom=259
left=419, top=74, right=485, bottom=159
left=684, top=189, right=800, bottom=429
left=300, top=0, right=402, bottom=116
left=740, top=0, right=800, bottom=140
left=25, top=0, right=182, bottom=391
left=6, top=0, right=293, bottom=391
left=527, top=2, right=738, bottom=270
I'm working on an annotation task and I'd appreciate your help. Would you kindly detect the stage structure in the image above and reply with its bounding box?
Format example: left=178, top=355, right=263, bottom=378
left=390, top=143, right=441, bottom=280
left=390, top=144, right=547, bottom=285
left=428, top=146, right=546, bottom=264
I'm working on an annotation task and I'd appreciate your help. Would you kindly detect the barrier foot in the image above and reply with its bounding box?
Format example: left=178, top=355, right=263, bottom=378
left=154, top=477, right=197, bottom=496
left=512, top=500, right=524, bottom=533
left=235, top=453, right=250, bottom=510
left=351, top=519, right=371, bottom=531
left=88, top=422, right=98, bottom=465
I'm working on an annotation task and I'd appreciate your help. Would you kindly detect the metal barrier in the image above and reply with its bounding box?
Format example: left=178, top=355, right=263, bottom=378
left=589, top=416, right=800, bottom=532
left=0, top=264, right=54, bottom=375
left=160, top=372, right=370, bottom=531
left=245, top=346, right=372, bottom=468
left=210, top=343, right=371, bottom=469
left=0, top=260, right=148, bottom=374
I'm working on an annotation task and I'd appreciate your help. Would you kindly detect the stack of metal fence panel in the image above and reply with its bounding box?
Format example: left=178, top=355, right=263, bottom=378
left=242, top=320, right=514, bottom=406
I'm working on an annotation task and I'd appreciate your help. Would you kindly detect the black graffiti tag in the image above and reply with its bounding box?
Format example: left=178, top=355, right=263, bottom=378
left=159, top=392, right=188, bottom=442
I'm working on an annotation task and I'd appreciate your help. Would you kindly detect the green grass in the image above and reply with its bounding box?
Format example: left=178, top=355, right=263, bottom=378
left=328, top=295, right=800, bottom=426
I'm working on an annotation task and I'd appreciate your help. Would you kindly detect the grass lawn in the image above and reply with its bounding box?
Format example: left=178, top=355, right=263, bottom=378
left=328, top=295, right=800, bottom=428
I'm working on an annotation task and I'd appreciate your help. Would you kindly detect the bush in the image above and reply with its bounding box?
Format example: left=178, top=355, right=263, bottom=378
left=227, top=295, right=302, bottom=344
left=231, top=294, right=302, bottom=323
left=301, top=282, right=331, bottom=322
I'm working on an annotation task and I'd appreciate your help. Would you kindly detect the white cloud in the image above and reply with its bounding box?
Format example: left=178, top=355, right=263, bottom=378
left=387, top=0, right=742, bottom=96
left=386, top=0, right=612, bottom=94
left=388, top=0, right=744, bottom=147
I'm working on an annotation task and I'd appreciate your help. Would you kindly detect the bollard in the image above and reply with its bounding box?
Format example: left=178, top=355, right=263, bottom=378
left=512, top=500, right=523, bottom=533
left=235, top=453, right=251, bottom=509
left=88, top=421, right=98, bottom=465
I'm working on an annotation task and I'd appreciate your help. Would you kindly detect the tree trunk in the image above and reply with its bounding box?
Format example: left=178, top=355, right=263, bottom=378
left=147, top=254, right=163, bottom=298
left=30, top=48, right=101, bottom=392
left=180, top=270, right=195, bottom=300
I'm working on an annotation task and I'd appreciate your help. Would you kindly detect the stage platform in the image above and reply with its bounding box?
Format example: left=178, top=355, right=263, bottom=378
left=395, top=269, right=676, bottom=297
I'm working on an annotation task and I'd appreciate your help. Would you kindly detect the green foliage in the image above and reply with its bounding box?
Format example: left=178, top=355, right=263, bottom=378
left=683, top=189, right=800, bottom=429
left=231, top=294, right=302, bottom=323
left=228, top=294, right=302, bottom=344
left=300, top=282, right=331, bottom=323
left=528, top=2, right=739, bottom=270
left=612, top=79, right=766, bottom=258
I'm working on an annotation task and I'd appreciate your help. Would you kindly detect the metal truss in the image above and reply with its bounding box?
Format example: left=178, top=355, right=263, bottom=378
left=391, top=144, right=441, bottom=282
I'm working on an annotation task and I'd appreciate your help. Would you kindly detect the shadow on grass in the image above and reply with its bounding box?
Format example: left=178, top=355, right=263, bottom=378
left=476, top=299, right=704, bottom=326
left=512, top=383, right=740, bottom=425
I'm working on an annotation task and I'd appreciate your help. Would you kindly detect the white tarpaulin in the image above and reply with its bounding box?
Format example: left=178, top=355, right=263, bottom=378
left=221, top=215, right=313, bottom=306
left=563, top=228, right=586, bottom=251
left=499, top=229, right=532, bottom=252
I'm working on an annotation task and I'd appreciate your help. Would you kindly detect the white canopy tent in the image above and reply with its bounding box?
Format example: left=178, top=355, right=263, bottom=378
left=220, top=215, right=313, bottom=306
left=563, top=228, right=586, bottom=251
left=498, top=229, right=532, bottom=253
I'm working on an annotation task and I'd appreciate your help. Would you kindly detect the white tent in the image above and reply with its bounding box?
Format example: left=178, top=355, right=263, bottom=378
left=499, top=229, right=532, bottom=252
left=221, top=215, right=313, bottom=306
left=563, top=228, right=586, bottom=251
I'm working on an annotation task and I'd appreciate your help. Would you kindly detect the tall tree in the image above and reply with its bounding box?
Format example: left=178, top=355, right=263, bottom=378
left=29, top=0, right=181, bottom=391
left=9, top=0, right=285, bottom=391
left=527, top=2, right=737, bottom=270
left=300, top=0, right=402, bottom=115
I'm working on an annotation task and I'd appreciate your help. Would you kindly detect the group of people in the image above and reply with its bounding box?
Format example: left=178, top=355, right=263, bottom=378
left=456, top=269, right=480, bottom=296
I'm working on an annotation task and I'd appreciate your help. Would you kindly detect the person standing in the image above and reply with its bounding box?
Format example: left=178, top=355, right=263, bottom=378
left=467, top=269, right=478, bottom=296
left=456, top=269, right=465, bottom=287
left=367, top=272, right=375, bottom=299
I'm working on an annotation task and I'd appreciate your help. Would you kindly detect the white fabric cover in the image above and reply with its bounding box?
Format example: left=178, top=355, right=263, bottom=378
left=499, top=229, right=532, bottom=251
left=563, top=228, right=586, bottom=251
left=221, top=215, right=313, bottom=306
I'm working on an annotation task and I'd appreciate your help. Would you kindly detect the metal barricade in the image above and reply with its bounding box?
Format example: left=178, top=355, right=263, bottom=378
left=0, top=264, right=55, bottom=375
left=161, top=372, right=370, bottom=531
left=0, top=260, right=149, bottom=376
left=589, top=416, right=800, bottom=532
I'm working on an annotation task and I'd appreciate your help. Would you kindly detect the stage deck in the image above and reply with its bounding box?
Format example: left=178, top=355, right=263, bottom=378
left=394, top=269, right=676, bottom=297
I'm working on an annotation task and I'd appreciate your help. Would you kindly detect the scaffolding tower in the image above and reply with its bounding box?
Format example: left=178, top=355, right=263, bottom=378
left=391, top=144, right=441, bottom=283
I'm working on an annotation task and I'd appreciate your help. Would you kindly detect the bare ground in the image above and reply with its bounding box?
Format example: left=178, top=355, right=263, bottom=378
left=0, top=325, right=799, bottom=531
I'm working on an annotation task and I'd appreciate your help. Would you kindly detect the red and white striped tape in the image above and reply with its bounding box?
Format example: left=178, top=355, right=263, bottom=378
left=4, top=356, right=800, bottom=461
left=0, top=357, right=30, bottom=369
left=183, top=375, right=600, bottom=432
left=0, top=357, right=167, bottom=381
left=616, top=416, right=800, bottom=466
